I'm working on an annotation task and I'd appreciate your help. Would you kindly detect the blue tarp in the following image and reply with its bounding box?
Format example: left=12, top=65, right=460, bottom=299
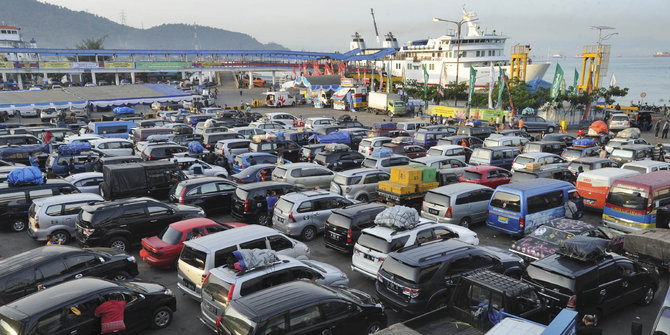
left=0, top=144, right=49, bottom=159
left=57, top=142, right=91, bottom=155
left=7, top=167, right=43, bottom=185
left=526, top=78, right=552, bottom=94
left=113, top=106, right=135, bottom=114
left=371, top=148, right=394, bottom=158
left=188, top=141, right=204, bottom=153
left=307, top=131, right=351, bottom=144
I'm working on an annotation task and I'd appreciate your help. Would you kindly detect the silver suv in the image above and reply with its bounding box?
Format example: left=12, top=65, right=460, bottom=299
left=28, top=193, right=104, bottom=244
left=199, top=253, right=349, bottom=330
left=330, top=168, right=389, bottom=202
left=271, top=163, right=335, bottom=190
left=361, top=155, right=410, bottom=173
left=273, top=190, right=353, bottom=241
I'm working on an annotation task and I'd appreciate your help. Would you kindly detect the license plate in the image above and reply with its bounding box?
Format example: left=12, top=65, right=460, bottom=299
left=499, top=216, right=508, bottom=223
left=364, top=254, right=375, bottom=261
left=585, top=198, right=595, bottom=205
left=276, top=216, right=284, bottom=223
left=183, top=279, right=195, bottom=291
left=428, top=208, right=439, bottom=215
left=329, top=232, right=341, bottom=240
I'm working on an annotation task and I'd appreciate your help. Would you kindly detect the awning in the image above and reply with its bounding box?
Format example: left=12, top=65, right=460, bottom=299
left=293, top=76, right=340, bottom=92
left=332, top=87, right=351, bottom=101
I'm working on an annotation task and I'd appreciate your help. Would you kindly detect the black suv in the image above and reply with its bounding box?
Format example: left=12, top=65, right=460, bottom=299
left=249, top=140, right=301, bottom=162
left=0, top=245, right=138, bottom=305
left=99, top=161, right=186, bottom=200
left=217, top=281, right=386, bottom=335
left=324, top=203, right=386, bottom=253
left=299, top=144, right=327, bottom=162
left=449, top=270, right=550, bottom=330
left=314, top=149, right=365, bottom=171
left=376, top=239, right=525, bottom=315
left=0, top=278, right=177, bottom=335
left=75, top=197, right=205, bottom=251
left=525, top=237, right=659, bottom=318
left=169, top=176, right=237, bottom=214
left=231, top=181, right=295, bottom=226
left=0, top=180, right=79, bottom=232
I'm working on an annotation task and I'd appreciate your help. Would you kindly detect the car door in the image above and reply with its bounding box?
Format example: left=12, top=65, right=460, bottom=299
left=318, top=300, right=363, bottom=335
left=2, top=268, right=36, bottom=303
left=62, top=296, right=100, bottom=335
left=35, top=258, right=70, bottom=290
left=195, top=182, right=221, bottom=213
left=216, top=181, right=237, bottom=212
left=62, top=252, right=103, bottom=279
left=597, top=263, right=627, bottom=313
left=287, top=304, right=328, bottom=335
left=473, top=189, right=494, bottom=222
left=146, top=205, right=177, bottom=238
left=312, top=198, right=335, bottom=229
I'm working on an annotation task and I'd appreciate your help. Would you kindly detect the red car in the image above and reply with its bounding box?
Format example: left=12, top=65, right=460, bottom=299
left=140, top=218, right=246, bottom=268
left=460, top=165, right=512, bottom=189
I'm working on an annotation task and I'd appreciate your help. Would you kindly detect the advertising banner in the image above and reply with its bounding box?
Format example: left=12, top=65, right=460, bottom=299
left=135, top=61, right=191, bottom=70
left=104, top=62, right=135, bottom=69
left=72, top=62, right=99, bottom=69
left=41, top=62, right=72, bottom=69
left=428, top=105, right=506, bottom=121
left=0, top=62, right=14, bottom=69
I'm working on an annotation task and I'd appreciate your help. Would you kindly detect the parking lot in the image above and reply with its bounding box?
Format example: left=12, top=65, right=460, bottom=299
left=1, top=92, right=668, bottom=334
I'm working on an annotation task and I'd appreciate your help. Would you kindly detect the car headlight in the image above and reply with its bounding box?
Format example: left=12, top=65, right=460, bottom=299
left=164, top=289, right=174, bottom=296
left=127, top=256, right=136, bottom=263
left=340, top=273, right=348, bottom=279
left=198, top=209, right=205, bottom=216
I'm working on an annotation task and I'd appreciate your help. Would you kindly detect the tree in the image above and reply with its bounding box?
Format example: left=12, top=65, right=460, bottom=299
left=75, top=36, right=107, bottom=50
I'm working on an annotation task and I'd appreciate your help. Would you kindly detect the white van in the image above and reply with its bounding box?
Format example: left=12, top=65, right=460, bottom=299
left=621, top=160, right=670, bottom=174
left=358, top=137, right=392, bottom=156
left=263, top=91, right=295, bottom=107
left=177, top=225, right=310, bottom=301
left=396, top=121, right=429, bottom=136
left=425, top=144, right=468, bottom=162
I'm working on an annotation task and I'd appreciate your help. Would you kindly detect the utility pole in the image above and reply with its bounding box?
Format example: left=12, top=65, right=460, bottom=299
left=120, top=10, right=126, bottom=25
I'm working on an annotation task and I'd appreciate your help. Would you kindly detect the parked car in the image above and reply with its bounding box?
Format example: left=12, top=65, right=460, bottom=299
left=0, top=246, right=139, bottom=304
left=249, top=140, right=301, bottom=162
left=621, top=160, right=670, bottom=174
left=610, top=144, right=655, bottom=166
left=200, top=254, right=349, bottom=330
left=351, top=218, right=479, bottom=279
left=468, top=146, right=520, bottom=170
left=169, top=177, right=237, bottom=214
left=362, top=154, right=411, bottom=173
left=0, top=277, right=177, bottom=335
left=0, top=180, right=79, bottom=232
left=483, top=136, right=529, bottom=149
left=89, top=138, right=135, bottom=156
left=63, top=172, right=104, bottom=194
left=173, top=157, right=229, bottom=178
left=460, top=165, right=512, bottom=189
left=437, top=135, right=484, bottom=149
left=410, top=156, right=469, bottom=176
left=524, top=141, right=567, bottom=155
left=232, top=152, right=281, bottom=174
left=511, top=152, right=568, bottom=171
left=75, top=197, right=205, bottom=251
left=215, top=281, right=386, bottom=335
left=605, top=137, right=650, bottom=154
left=99, top=161, right=186, bottom=201
left=230, top=164, right=276, bottom=184
left=330, top=168, right=389, bottom=202
left=358, top=137, right=393, bottom=156
left=456, top=126, right=493, bottom=140
left=140, top=143, right=187, bottom=161
left=514, top=115, right=558, bottom=133
left=376, top=239, right=525, bottom=315
left=510, top=166, right=577, bottom=184
left=420, top=183, right=495, bottom=228
left=381, top=143, right=428, bottom=159
left=608, top=112, right=631, bottom=131
left=561, top=146, right=601, bottom=162
left=231, top=182, right=296, bottom=226
left=140, top=218, right=245, bottom=268
left=271, top=162, right=335, bottom=190
left=273, top=190, right=353, bottom=241
left=299, top=144, right=327, bottom=162
left=314, top=147, right=366, bottom=171
left=324, top=203, right=387, bottom=253
left=426, top=144, right=469, bottom=162
left=567, top=157, right=618, bottom=174
left=28, top=193, right=104, bottom=244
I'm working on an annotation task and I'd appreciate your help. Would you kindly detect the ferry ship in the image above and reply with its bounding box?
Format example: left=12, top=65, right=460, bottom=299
left=367, top=9, right=549, bottom=87
left=0, top=25, right=37, bottom=61
left=653, top=51, right=670, bottom=57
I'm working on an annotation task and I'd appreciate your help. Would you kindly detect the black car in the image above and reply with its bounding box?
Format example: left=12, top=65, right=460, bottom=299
left=249, top=140, right=301, bottom=162
left=140, top=143, right=187, bottom=161
left=299, top=144, right=327, bottom=162
left=456, top=126, right=493, bottom=141
left=314, top=150, right=365, bottom=171
left=376, top=239, right=525, bottom=315
left=99, top=161, right=186, bottom=200
left=324, top=203, right=386, bottom=253
left=75, top=197, right=205, bottom=251
left=231, top=181, right=295, bottom=226
left=0, top=245, right=138, bottom=305
left=338, top=120, right=367, bottom=129
left=525, top=237, right=659, bottom=318
left=0, top=180, right=79, bottom=232
left=217, top=281, right=386, bottom=335
left=169, top=176, right=237, bottom=214
left=0, top=277, right=176, bottom=335
left=542, top=133, right=576, bottom=146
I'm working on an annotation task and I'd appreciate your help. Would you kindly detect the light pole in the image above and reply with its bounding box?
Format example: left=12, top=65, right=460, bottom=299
left=433, top=16, right=477, bottom=106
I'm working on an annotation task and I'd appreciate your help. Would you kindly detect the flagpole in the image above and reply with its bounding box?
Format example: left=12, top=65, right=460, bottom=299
left=488, top=63, right=494, bottom=109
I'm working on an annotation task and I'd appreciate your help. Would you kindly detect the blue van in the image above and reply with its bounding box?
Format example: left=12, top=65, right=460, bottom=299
left=413, top=131, right=450, bottom=148
left=486, top=178, right=584, bottom=236
left=46, top=151, right=99, bottom=176
left=86, top=121, right=136, bottom=139
left=469, top=146, right=520, bottom=170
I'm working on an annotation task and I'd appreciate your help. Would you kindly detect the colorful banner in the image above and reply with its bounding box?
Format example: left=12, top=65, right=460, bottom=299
left=135, top=61, right=191, bottom=70
left=468, top=66, right=477, bottom=106
left=104, top=62, right=135, bottom=69
left=551, top=63, right=564, bottom=103
left=197, top=61, right=227, bottom=67
left=41, top=61, right=72, bottom=69
left=428, top=105, right=507, bottom=121
left=72, top=62, right=99, bottom=69
left=422, top=64, right=429, bottom=100
left=0, top=62, right=13, bottom=69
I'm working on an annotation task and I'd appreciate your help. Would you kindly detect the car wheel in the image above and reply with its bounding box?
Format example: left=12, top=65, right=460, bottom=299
left=52, top=230, right=70, bottom=244
left=357, top=194, right=369, bottom=203
left=108, top=237, right=129, bottom=251
left=11, top=219, right=27, bottom=232
left=547, top=126, right=555, bottom=133
left=640, top=286, right=656, bottom=305
left=459, top=217, right=471, bottom=229
left=258, top=214, right=270, bottom=227
left=366, top=321, right=384, bottom=335
left=151, top=306, right=173, bottom=329
left=522, top=127, right=528, bottom=133
left=111, top=271, right=131, bottom=281
left=301, top=226, right=317, bottom=241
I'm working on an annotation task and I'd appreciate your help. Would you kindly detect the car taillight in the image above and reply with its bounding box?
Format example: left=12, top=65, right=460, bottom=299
left=378, top=273, right=383, bottom=282
left=648, top=203, right=654, bottom=213
left=179, top=187, right=187, bottom=204
left=206, top=144, right=211, bottom=149
left=34, top=215, right=39, bottom=228
left=445, top=206, right=452, bottom=218
left=403, top=287, right=420, bottom=298
left=237, top=178, right=245, bottom=183
left=567, top=295, right=577, bottom=309
left=148, top=155, right=152, bottom=161
left=244, top=200, right=249, bottom=212
left=202, top=273, right=211, bottom=285
left=347, top=229, right=352, bottom=243
left=519, top=218, right=525, bottom=229
left=216, top=316, right=222, bottom=331
left=289, top=212, right=296, bottom=222
left=227, top=284, right=235, bottom=302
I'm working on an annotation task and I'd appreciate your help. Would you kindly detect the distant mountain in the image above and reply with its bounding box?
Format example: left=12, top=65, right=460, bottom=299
left=1, top=0, right=287, bottom=50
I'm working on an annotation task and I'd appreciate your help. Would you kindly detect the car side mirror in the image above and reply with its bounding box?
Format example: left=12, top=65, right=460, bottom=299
left=139, top=294, right=146, bottom=300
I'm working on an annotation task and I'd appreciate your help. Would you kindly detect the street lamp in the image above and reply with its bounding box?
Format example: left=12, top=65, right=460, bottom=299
left=433, top=16, right=478, bottom=106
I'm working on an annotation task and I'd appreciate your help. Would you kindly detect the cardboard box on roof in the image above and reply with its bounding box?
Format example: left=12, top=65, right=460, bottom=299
left=526, top=162, right=541, bottom=171
left=379, top=180, right=416, bottom=195
left=417, top=181, right=440, bottom=193
left=390, top=166, right=417, bottom=184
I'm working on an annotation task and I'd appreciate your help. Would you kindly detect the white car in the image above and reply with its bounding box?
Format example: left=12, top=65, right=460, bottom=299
left=410, top=156, right=470, bottom=176
left=39, top=108, right=60, bottom=121
left=511, top=152, right=569, bottom=171
left=249, top=121, right=289, bottom=130
left=200, top=107, right=223, bottom=117
left=305, top=117, right=337, bottom=133
left=89, top=138, right=135, bottom=156
left=19, top=109, right=38, bottom=117
left=265, top=112, right=298, bottom=127
left=358, top=137, right=393, bottom=157
left=351, top=218, right=479, bottom=279
left=64, top=172, right=104, bottom=194
left=64, top=134, right=103, bottom=144
left=174, top=157, right=229, bottom=178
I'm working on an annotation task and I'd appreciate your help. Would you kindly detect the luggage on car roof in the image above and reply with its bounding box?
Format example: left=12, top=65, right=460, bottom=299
left=188, top=141, right=204, bottom=153
left=374, top=206, right=420, bottom=230
left=324, top=143, right=350, bottom=152
left=371, top=148, right=393, bottom=158
left=572, top=139, right=597, bottom=147
left=57, top=142, right=92, bottom=155
left=7, top=167, right=43, bottom=186
left=557, top=236, right=609, bottom=261
left=616, top=127, right=641, bottom=139
left=231, top=249, right=280, bottom=271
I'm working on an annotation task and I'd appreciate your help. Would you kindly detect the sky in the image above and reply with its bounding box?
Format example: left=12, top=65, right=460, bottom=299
left=37, top=0, right=670, bottom=58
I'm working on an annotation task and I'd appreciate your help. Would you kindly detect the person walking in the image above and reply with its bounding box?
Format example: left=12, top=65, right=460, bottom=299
left=564, top=193, right=579, bottom=220
left=663, top=120, right=670, bottom=139
left=265, top=191, right=278, bottom=225
left=655, top=119, right=662, bottom=138
left=94, top=293, right=127, bottom=334
left=655, top=143, right=666, bottom=162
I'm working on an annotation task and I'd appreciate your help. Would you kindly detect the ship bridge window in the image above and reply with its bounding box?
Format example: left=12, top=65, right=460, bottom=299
left=428, top=64, right=435, bottom=71
left=0, top=30, right=5, bottom=34
left=11, top=31, right=17, bottom=34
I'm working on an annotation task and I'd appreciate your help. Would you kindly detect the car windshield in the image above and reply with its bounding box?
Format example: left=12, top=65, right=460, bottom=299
left=203, top=275, right=232, bottom=304
left=381, top=256, right=434, bottom=284
left=180, top=246, right=207, bottom=270
left=360, top=139, right=373, bottom=148
left=333, top=174, right=360, bottom=186
left=427, top=148, right=443, bottom=156
left=607, top=185, right=649, bottom=211
left=612, top=115, right=628, bottom=121
left=490, top=191, right=521, bottom=212
left=471, top=149, right=490, bottom=160
left=621, top=165, right=647, bottom=174
left=483, top=139, right=500, bottom=147
left=524, top=143, right=542, bottom=152
left=221, top=305, right=255, bottom=335
left=234, top=188, right=249, bottom=200
left=568, top=162, right=592, bottom=173
left=511, top=171, right=538, bottom=182
left=327, top=212, right=353, bottom=228
left=562, top=149, right=583, bottom=158
left=532, top=225, right=573, bottom=244
left=654, top=308, right=670, bottom=335
left=526, top=264, right=576, bottom=294
left=275, top=198, right=294, bottom=213
left=160, top=226, right=183, bottom=245
left=357, top=232, right=393, bottom=253
left=0, top=315, right=23, bottom=335
left=462, top=171, right=482, bottom=180
left=611, top=149, right=633, bottom=159
left=362, top=158, right=378, bottom=168
left=424, top=191, right=450, bottom=206
left=514, top=156, right=535, bottom=166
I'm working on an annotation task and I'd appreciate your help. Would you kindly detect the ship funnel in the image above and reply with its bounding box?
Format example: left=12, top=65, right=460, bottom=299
left=350, top=32, right=367, bottom=51
left=383, top=32, right=399, bottom=49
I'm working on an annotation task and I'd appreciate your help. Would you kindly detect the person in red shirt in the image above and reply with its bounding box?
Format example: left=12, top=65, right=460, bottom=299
left=94, top=293, right=127, bottom=334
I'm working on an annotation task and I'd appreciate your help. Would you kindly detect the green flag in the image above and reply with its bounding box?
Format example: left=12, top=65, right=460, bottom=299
left=467, top=66, right=477, bottom=106
left=550, top=63, right=564, bottom=103
left=574, top=68, right=579, bottom=93
left=423, top=65, right=429, bottom=100
left=496, top=66, right=504, bottom=108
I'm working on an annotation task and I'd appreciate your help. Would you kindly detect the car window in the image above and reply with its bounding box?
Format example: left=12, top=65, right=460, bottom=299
left=121, top=207, right=146, bottom=219
left=268, top=235, right=293, bottom=251
left=261, top=315, right=287, bottom=335
left=364, top=174, right=378, bottom=184
left=240, top=238, right=267, bottom=250
left=447, top=256, right=477, bottom=275
left=527, top=190, right=564, bottom=214
left=217, top=182, right=236, bottom=192
left=63, top=253, right=98, bottom=272
left=37, top=259, right=68, bottom=280
left=455, top=192, right=473, bottom=205
left=29, top=189, right=53, bottom=200
left=0, top=191, right=26, bottom=204
left=297, top=201, right=312, bottom=213
left=62, top=202, right=87, bottom=216
left=415, top=229, right=434, bottom=244
left=34, top=309, right=66, bottom=335
left=147, top=206, right=171, bottom=216
left=200, top=182, right=218, bottom=194
left=45, top=204, right=62, bottom=216
left=320, top=301, right=351, bottom=318
left=289, top=305, right=322, bottom=331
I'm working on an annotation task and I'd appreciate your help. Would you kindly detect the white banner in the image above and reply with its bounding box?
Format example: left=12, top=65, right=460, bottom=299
left=72, top=62, right=100, bottom=69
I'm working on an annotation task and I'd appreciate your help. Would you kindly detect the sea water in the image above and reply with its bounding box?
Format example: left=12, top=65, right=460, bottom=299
left=542, top=56, right=670, bottom=106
